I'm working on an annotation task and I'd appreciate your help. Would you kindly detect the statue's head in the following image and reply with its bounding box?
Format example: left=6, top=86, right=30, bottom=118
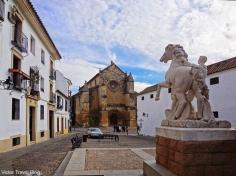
left=160, top=44, right=188, bottom=63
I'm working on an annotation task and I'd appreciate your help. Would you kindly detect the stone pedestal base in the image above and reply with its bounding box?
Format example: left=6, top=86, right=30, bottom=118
left=143, top=160, right=176, bottom=176
left=154, top=127, right=236, bottom=176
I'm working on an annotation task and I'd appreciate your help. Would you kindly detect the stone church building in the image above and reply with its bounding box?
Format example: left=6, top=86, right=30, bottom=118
left=72, top=61, right=137, bottom=127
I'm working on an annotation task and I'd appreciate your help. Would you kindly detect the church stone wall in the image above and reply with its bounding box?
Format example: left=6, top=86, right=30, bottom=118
left=73, top=62, right=137, bottom=127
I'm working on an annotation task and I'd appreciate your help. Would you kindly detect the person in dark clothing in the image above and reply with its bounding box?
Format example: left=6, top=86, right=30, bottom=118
left=126, top=126, right=128, bottom=135
left=122, top=126, right=125, bottom=133
left=137, top=125, right=140, bottom=135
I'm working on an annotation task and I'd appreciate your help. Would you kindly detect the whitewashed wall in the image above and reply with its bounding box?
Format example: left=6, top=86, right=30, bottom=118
left=54, top=70, right=70, bottom=133
left=0, top=0, right=54, bottom=140
left=137, top=88, right=171, bottom=136
left=206, top=69, right=236, bottom=127
left=137, top=68, right=236, bottom=136
left=55, top=70, right=68, bottom=96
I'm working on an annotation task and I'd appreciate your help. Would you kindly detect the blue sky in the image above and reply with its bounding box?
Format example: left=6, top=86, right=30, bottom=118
left=31, top=0, right=236, bottom=93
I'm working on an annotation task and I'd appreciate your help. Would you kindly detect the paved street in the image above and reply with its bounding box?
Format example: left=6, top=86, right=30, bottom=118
left=0, top=134, right=73, bottom=176
left=0, top=130, right=155, bottom=176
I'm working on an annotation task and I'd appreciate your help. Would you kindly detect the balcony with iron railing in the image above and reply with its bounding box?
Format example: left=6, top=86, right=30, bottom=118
left=11, top=29, right=28, bottom=53
left=28, top=66, right=40, bottom=99
left=8, top=68, right=30, bottom=91
left=49, top=69, right=55, bottom=80
left=49, top=92, right=56, bottom=104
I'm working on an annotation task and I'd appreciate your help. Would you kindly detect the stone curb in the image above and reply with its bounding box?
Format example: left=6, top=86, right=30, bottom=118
left=54, top=151, right=73, bottom=176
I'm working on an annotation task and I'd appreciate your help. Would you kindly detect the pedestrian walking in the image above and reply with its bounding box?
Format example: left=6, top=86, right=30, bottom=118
left=137, top=125, right=140, bottom=135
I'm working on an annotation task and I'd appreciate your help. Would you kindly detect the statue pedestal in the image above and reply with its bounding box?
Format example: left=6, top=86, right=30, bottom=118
left=144, top=127, right=236, bottom=176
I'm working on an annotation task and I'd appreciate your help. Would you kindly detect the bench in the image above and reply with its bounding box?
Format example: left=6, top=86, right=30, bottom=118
left=102, top=134, right=119, bottom=141
left=71, top=135, right=82, bottom=149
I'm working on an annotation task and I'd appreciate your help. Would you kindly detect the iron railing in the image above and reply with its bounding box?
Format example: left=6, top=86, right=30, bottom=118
left=8, top=68, right=30, bottom=91
left=49, top=69, right=55, bottom=80
left=12, top=30, right=28, bottom=53
left=49, top=92, right=56, bottom=103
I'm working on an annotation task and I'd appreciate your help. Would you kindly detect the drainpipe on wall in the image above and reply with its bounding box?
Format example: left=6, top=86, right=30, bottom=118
left=25, top=96, right=28, bottom=146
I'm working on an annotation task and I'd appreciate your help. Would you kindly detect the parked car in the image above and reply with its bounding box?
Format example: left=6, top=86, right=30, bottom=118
left=87, top=128, right=103, bottom=138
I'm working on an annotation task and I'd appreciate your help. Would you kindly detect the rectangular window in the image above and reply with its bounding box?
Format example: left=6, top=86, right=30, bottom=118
left=40, top=77, right=44, bottom=92
left=0, top=0, right=5, bottom=21
left=30, top=35, right=35, bottom=55
left=41, top=49, right=45, bottom=64
left=213, top=111, right=218, bottom=118
left=12, top=137, right=20, bottom=146
left=210, top=77, right=219, bottom=85
left=57, top=118, right=59, bottom=132
left=12, top=98, right=20, bottom=120
left=40, top=105, right=44, bottom=120
left=141, top=96, right=144, bottom=100
left=65, top=100, right=68, bottom=111
left=150, top=94, right=154, bottom=99
left=40, top=131, right=44, bottom=137
left=168, top=88, right=172, bottom=93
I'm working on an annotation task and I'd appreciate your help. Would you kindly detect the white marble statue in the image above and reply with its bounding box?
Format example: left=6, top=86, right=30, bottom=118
left=155, top=44, right=214, bottom=122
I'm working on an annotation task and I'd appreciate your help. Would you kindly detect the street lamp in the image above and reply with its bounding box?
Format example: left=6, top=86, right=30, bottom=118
left=0, top=76, right=13, bottom=90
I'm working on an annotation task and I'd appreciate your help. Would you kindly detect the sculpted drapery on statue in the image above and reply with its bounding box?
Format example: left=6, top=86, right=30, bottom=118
left=155, top=44, right=231, bottom=128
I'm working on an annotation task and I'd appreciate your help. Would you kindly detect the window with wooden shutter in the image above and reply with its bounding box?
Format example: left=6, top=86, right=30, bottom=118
left=40, top=76, right=44, bottom=92
left=40, top=105, right=44, bottom=120
left=30, top=35, right=35, bottom=55
left=0, top=0, right=5, bottom=22
left=65, top=100, right=67, bottom=111
left=12, top=98, right=20, bottom=120
left=41, top=49, right=45, bottom=64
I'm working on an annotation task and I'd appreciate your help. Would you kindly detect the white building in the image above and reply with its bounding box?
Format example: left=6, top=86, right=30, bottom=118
left=137, top=57, right=236, bottom=136
left=0, top=0, right=61, bottom=152
left=54, top=70, right=72, bottom=137
left=137, top=85, right=171, bottom=136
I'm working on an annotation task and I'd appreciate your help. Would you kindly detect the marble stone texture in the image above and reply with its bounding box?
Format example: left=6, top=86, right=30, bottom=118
left=161, top=119, right=231, bottom=128
left=156, top=126, right=236, bottom=141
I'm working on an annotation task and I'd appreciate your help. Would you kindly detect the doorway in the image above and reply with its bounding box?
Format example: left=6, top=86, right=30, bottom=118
left=49, top=110, right=54, bottom=138
left=109, top=113, right=118, bottom=126
left=61, top=117, right=64, bottom=134
left=29, top=107, right=36, bottom=142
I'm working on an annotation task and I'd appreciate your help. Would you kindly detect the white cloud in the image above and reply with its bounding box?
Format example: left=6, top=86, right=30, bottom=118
left=134, top=82, right=153, bottom=93
left=56, top=57, right=152, bottom=93
left=42, top=0, right=236, bottom=66
left=32, top=0, right=236, bottom=90
left=55, top=58, right=106, bottom=89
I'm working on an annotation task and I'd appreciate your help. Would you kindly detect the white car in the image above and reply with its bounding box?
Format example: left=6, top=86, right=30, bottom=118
left=87, top=128, right=103, bottom=138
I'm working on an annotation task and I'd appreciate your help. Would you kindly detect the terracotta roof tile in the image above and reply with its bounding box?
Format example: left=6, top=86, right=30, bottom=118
left=139, top=84, right=158, bottom=95
left=207, top=57, right=236, bottom=75
left=139, top=57, right=236, bottom=95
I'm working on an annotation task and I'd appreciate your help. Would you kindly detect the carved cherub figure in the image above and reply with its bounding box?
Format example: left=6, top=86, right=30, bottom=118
left=197, top=56, right=209, bottom=99
left=194, top=56, right=212, bottom=120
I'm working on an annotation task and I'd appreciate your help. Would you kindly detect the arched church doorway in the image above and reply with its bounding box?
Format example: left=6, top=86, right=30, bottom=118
left=110, top=113, right=118, bottom=126
left=108, top=111, right=127, bottom=126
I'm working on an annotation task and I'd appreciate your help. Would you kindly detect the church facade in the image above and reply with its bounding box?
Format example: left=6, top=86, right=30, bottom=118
left=72, top=62, right=137, bottom=127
